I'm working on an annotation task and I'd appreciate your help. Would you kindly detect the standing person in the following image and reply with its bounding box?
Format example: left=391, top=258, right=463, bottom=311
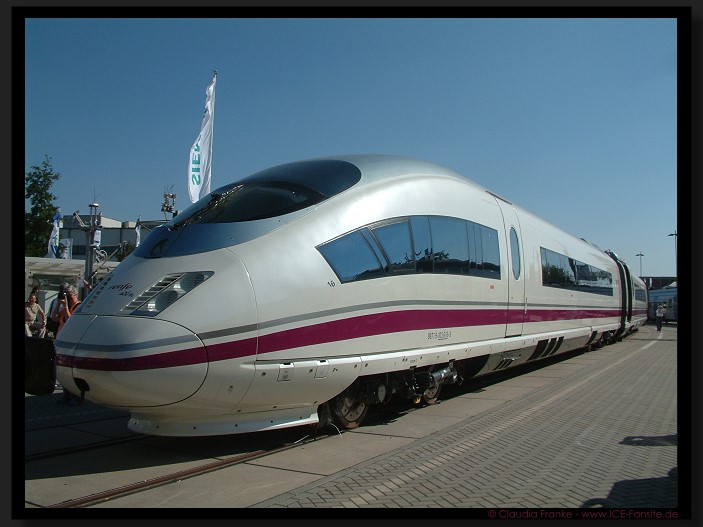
left=45, top=282, right=69, bottom=338
left=655, top=304, right=667, bottom=332
left=24, top=293, right=46, bottom=337
left=52, top=284, right=81, bottom=337
left=54, top=284, right=82, bottom=405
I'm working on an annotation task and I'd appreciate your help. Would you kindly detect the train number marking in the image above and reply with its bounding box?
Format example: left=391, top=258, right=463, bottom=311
left=428, top=330, right=452, bottom=341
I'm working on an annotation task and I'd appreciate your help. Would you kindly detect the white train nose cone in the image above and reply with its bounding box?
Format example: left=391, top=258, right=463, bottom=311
left=55, top=314, right=207, bottom=408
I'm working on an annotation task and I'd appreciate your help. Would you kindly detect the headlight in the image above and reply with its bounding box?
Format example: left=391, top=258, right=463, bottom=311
left=122, top=271, right=213, bottom=316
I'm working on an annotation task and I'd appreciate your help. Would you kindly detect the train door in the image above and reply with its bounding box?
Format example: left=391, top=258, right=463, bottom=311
left=623, top=264, right=634, bottom=322
left=606, top=251, right=629, bottom=338
left=496, top=200, right=526, bottom=337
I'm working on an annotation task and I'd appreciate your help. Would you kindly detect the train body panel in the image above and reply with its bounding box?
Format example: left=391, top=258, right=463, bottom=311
left=55, top=248, right=259, bottom=412
left=57, top=315, right=207, bottom=407
left=515, top=206, right=624, bottom=336
left=55, top=154, right=647, bottom=436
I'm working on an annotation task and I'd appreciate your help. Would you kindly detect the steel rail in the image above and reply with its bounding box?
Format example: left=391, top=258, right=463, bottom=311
left=46, top=433, right=319, bottom=508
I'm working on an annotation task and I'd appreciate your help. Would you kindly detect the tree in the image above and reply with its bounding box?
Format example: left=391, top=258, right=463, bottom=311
left=25, top=155, right=61, bottom=257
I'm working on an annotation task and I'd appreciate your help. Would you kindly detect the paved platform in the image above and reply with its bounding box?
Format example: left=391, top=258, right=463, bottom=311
left=250, top=324, right=680, bottom=511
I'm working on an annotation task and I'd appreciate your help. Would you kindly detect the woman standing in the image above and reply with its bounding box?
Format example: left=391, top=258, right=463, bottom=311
left=24, top=293, right=46, bottom=337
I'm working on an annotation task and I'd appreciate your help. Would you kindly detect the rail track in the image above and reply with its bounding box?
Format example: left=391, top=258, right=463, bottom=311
left=45, top=433, right=320, bottom=508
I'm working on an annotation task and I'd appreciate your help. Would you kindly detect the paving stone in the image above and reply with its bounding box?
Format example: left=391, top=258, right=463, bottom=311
left=252, top=326, right=678, bottom=509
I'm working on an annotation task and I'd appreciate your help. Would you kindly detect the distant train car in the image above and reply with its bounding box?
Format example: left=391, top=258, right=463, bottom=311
left=55, top=155, right=647, bottom=436
left=648, top=287, right=677, bottom=322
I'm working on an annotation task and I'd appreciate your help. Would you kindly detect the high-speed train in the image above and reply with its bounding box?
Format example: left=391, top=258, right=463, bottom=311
left=55, top=155, right=648, bottom=436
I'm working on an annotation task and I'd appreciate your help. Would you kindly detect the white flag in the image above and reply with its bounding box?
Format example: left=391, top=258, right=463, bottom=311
left=59, top=238, right=72, bottom=259
left=188, top=71, right=217, bottom=203
left=135, top=216, right=142, bottom=247
left=46, top=210, right=61, bottom=258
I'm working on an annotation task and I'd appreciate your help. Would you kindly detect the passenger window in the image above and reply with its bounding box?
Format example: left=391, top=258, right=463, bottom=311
left=564, top=257, right=577, bottom=288
left=541, top=247, right=561, bottom=286
left=429, top=216, right=469, bottom=275
left=468, top=222, right=482, bottom=275
left=410, top=216, right=433, bottom=273
left=360, top=228, right=388, bottom=272
left=319, top=216, right=503, bottom=284
left=480, top=225, right=501, bottom=279
left=510, top=227, right=521, bottom=280
left=541, top=246, right=611, bottom=295
left=371, top=221, right=415, bottom=273
left=318, top=230, right=384, bottom=283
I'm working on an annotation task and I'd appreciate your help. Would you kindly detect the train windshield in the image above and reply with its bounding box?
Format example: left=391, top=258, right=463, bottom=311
left=168, top=159, right=361, bottom=228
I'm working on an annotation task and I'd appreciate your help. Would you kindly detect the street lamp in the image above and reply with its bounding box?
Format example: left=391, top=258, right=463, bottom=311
left=668, top=230, right=677, bottom=277
left=636, top=252, right=644, bottom=277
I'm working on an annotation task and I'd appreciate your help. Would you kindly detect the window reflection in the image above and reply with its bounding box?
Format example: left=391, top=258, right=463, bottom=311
left=480, top=225, right=501, bottom=279
left=410, top=216, right=433, bottom=273
left=318, top=230, right=384, bottom=282
left=510, top=227, right=521, bottom=280
left=371, top=221, right=415, bottom=273
left=429, top=217, right=469, bottom=275
left=318, top=215, right=502, bottom=284
left=540, top=246, right=612, bottom=296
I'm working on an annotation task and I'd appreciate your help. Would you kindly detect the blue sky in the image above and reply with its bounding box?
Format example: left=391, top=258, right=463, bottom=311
left=24, top=17, right=680, bottom=277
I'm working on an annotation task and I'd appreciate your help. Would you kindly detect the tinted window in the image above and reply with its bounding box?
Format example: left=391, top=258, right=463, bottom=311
left=581, top=265, right=613, bottom=296
left=563, top=256, right=577, bottom=288
left=429, top=216, right=469, bottom=275
left=510, top=227, right=521, bottom=280
left=541, top=246, right=612, bottom=296
left=361, top=228, right=388, bottom=272
left=541, top=247, right=562, bottom=287
left=168, top=159, right=362, bottom=228
left=468, top=222, right=482, bottom=275
left=634, top=283, right=647, bottom=302
left=480, top=225, right=501, bottom=279
left=318, top=230, right=384, bottom=283
left=371, top=221, right=415, bottom=273
left=318, top=215, right=502, bottom=284
left=410, top=216, right=433, bottom=273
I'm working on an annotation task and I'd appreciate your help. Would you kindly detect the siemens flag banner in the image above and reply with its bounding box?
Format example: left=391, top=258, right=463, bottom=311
left=188, top=71, right=217, bottom=203
left=46, top=210, right=61, bottom=258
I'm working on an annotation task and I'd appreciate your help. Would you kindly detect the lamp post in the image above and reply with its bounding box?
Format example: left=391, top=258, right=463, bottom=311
left=71, top=203, right=102, bottom=294
left=668, top=230, right=677, bottom=277
left=636, top=252, right=644, bottom=277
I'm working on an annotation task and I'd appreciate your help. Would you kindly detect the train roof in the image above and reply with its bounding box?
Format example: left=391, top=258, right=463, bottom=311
left=236, top=154, right=490, bottom=196
left=141, top=154, right=621, bottom=266
left=317, top=154, right=486, bottom=186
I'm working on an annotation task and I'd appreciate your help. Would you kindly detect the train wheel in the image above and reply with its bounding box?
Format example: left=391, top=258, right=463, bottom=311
left=418, top=365, right=444, bottom=405
left=330, top=381, right=369, bottom=429
left=421, top=383, right=442, bottom=405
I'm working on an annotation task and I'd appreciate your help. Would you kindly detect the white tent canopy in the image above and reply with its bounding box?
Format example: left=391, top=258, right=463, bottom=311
left=24, top=256, right=119, bottom=306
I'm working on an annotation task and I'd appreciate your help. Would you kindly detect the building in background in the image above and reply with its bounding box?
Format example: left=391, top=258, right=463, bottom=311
left=58, top=214, right=166, bottom=261
left=24, top=215, right=166, bottom=307
left=640, top=276, right=677, bottom=290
